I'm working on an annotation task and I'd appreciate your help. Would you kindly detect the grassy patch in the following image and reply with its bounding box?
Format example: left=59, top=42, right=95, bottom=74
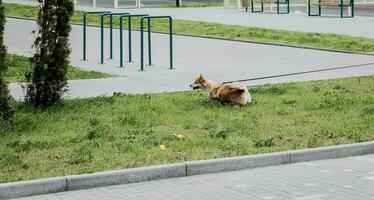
left=4, top=3, right=374, bottom=53
left=5, top=54, right=111, bottom=83
left=1, top=76, right=373, bottom=183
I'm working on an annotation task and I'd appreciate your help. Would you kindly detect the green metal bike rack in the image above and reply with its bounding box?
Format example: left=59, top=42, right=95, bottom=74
left=119, top=14, right=149, bottom=68
left=100, top=12, right=130, bottom=64
left=140, top=16, right=173, bottom=71
left=82, top=11, right=110, bottom=61
left=251, top=0, right=289, bottom=14
left=308, top=0, right=354, bottom=18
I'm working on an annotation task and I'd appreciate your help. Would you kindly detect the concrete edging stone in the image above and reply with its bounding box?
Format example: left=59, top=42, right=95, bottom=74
left=0, top=177, right=66, bottom=199
left=1, top=141, right=373, bottom=199
left=66, top=163, right=186, bottom=190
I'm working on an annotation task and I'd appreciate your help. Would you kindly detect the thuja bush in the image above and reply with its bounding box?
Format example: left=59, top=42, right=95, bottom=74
left=0, top=0, right=14, bottom=121
left=26, top=0, right=74, bottom=107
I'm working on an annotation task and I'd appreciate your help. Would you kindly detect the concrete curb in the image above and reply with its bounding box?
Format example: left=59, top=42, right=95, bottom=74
left=1, top=141, right=373, bottom=199
left=66, top=163, right=186, bottom=190
left=290, top=141, right=374, bottom=163
left=0, top=177, right=66, bottom=199
left=185, top=151, right=290, bottom=176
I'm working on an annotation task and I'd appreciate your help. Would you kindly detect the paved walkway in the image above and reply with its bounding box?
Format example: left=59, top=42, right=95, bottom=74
left=6, top=18, right=374, bottom=99
left=15, top=154, right=374, bottom=200
left=4, top=0, right=374, bottom=38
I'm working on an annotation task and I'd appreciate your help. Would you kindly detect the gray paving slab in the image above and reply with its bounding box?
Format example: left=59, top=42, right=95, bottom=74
left=4, top=0, right=374, bottom=38
left=14, top=154, right=374, bottom=200
left=5, top=18, right=374, bottom=99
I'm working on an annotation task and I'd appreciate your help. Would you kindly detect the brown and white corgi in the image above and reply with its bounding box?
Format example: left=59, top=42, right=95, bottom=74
left=190, top=73, right=251, bottom=106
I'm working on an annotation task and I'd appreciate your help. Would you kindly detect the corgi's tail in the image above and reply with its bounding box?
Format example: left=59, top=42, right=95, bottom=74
left=238, top=87, right=252, bottom=104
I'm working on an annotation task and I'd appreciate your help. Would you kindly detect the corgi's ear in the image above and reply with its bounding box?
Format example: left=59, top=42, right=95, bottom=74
left=199, top=73, right=204, bottom=78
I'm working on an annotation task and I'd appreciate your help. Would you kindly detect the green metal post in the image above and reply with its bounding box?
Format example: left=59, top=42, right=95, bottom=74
left=251, top=1, right=263, bottom=12
left=101, top=15, right=104, bottom=64
left=319, top=0, right=321, bottom=16
left=127, top=14, right=149, bottom=63
left=140, top=17, right=145, bottom=71
left=139, top=16, right=173, bottom=71
left=128, top=16, right=132, bottom=62
left=108, top=13, right=129, bottom=60
left=169, top=17, right=173, bottom=70
left=120, top=16, right=124, bottom=67
left=351, top=0, right=354, bottom=17
left=340, top=0, right=343, bottom=18
left=100, top=13, right=129, bottom=64
left=277, top=0, right=280, bottom=14
left=110, top=15, right=113, bottom=59
left=83, top=13, right=87, bottom=61
left=119, top=14, right=150, bottom=68
left=308, top=0, right=310, bottom=16
left=82, top=11, right=110, bottom=61
left=147, top=18, right=152, bottom=66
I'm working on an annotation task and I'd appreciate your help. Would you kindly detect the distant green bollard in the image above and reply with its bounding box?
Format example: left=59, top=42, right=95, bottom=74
left=140, top=16, right=173, bottom=71
left=82, top=11, right=110, bottom=61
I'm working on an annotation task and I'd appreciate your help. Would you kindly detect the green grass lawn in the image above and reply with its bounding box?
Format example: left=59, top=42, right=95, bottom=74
left=1, top=76, right=373, bottom=183
left=4, top=3, right=374, bottom=53
left=5, top=54, right=111, bottom=83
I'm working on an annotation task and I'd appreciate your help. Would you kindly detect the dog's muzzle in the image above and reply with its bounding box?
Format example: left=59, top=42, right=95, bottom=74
left=190, top=84, right=200, bottom=90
